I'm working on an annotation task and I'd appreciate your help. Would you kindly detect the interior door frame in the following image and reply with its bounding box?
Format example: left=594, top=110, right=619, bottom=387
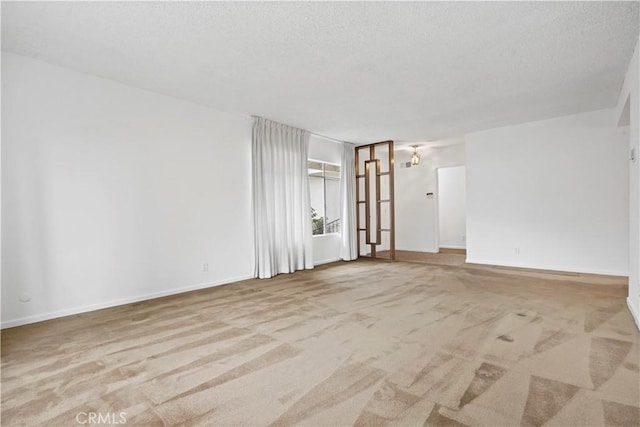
left=435, top=165, right=467, bottom=252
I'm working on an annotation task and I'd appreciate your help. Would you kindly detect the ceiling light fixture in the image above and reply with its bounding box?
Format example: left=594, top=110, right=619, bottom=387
left=411, top=145, right=421, bottom=166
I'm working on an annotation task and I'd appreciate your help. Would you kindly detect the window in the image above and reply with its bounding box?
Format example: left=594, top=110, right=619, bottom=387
left=308, top=160, right=341, bottom=235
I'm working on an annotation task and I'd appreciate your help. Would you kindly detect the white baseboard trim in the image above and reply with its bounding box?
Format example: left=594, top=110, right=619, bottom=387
left=465, top=258, right=629, bottom=277
left=314, top=257, right=342, bottom=266
left=627, top=297, right=640, bottom=331
left=439, top=245, right=466, bottom=250
left=1, top=274, right=254, bottom=329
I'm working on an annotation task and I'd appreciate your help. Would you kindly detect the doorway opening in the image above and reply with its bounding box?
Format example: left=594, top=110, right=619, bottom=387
left=437, top=165, right=466, bottom=255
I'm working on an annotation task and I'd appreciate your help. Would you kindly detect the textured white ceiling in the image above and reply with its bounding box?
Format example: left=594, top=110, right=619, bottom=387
left=2, top=1, right=638, bottom=143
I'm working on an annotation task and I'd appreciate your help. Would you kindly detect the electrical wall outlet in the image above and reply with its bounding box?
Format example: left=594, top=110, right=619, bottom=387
left=203, top=263, right=209, bottom=272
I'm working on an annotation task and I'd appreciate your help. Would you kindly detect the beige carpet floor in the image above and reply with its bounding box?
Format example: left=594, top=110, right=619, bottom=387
left=1, top=259, right=639, bottom=426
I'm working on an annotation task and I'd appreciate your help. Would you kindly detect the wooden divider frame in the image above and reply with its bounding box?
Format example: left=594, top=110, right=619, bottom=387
left=355, top=140, right=395, bottom=260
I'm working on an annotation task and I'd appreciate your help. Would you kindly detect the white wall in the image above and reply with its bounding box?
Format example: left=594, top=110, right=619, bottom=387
left=437, top=166, right=466, bottom=249
left=616, top=35, right=640, bottom=329
left=309, top=135, right=342, bottom=265
left=1, top=53, right=254, bottom=328
left=466, top=108, right=629, bottom=276
left=395, top=144, right=465, bottom=252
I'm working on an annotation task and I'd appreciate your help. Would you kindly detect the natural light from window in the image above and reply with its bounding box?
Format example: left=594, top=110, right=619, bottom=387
left=308, top=160, right=341, bottom=236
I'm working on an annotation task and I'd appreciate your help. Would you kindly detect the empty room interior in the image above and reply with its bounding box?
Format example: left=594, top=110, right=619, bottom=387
left=2, top=2, right=640, bottom=426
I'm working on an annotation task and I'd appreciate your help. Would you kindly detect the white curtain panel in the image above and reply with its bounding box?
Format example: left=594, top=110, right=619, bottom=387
left=252, top=117, right=313, bottom=279
left=340, top=142, right=358, bottom=261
